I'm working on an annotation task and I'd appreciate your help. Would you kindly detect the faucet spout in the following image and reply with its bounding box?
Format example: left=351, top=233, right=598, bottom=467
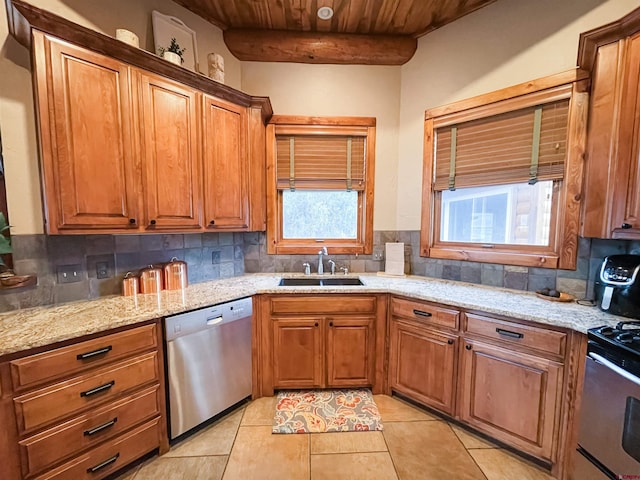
left=317, top=247, right=328, bottom=274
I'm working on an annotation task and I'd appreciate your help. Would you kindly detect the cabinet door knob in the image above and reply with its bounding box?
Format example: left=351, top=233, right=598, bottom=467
left=210, top=220, right=215, bottom=225
left=447, top=339, right=454, bottom=345
left=622, top=223, right=632, bottom=229
left=150, top=219, right=157, bottom=225
left=314, top=322, right=319, bottom=327
left=329, top=321, right=334, bottom=327
left=465, top=344, right=472, bottom=350
left=129, top=218, right=136, bottom=224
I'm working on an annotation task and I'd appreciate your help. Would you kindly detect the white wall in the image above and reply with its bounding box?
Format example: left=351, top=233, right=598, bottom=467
left=0, top=0, right=237, bottom=234
left=396, top=0, right=640, bottom=230
left=241, top=62, right=401, bottom=230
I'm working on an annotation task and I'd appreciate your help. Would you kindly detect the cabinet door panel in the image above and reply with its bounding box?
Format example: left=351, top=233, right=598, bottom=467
left=326, top=317, right=375, bottom=387
left=272, top=318, right=323, bottom=388
left=460, top=340, right=562, bottom=461
left=139, top=73, right=202, bottom=229
left=389, top=320, right=457, bottom=415
left=202, top=96, right=248, bottom=229
left=44, top=36, right=138, bottom=230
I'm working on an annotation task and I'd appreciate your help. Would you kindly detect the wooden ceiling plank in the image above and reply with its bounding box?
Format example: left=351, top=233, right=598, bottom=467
left=399, top=0, right=437, bottom=35
left=373, top=0, right=401, bottom=34
left=413, top=0, right=498, bottom=38
left=299, top=0, right=315, bottom=31
left=223, top=28, right=417, bottom=64
left=390, top=0, right=414, bottom=35
left=267, top=0, right=289, bottom=30
left=343, top=0, right=367, bottom=32
left=172, top=0, right=229, bottom=30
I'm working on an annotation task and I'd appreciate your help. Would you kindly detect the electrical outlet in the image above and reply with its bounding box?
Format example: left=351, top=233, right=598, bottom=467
left=372, top=249, right=384, bottom=261
left=56, top=264, right=83, bottom=284
left=96, top=261, right=109, bottom=279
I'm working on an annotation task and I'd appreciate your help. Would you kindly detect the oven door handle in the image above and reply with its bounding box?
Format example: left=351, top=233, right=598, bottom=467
left=589, top=352, right=640, bottom=387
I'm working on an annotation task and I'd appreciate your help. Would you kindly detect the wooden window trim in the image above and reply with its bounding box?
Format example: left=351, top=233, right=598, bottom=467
left=420, top=71, right=589, bottom=269
left=266, top=115, right=376, bottom=255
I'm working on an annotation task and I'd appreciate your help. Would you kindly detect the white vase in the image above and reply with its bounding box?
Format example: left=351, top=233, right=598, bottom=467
left=163, top=51, right=181, bottom=66
left=208, top=53, right=225, bottom=83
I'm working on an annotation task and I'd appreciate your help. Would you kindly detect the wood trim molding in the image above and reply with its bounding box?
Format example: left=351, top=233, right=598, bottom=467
left=223, top=29, right=417, bottom=65
left=425, top=70, right=588, bottom=121
left=5, top=0, right=273, bottom=123
left=577, top=5, right=640, bottom=72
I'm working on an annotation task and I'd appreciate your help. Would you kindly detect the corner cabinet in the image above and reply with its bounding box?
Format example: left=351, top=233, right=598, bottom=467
left=254, top=294, right=386, bottom=397
left=10, top=0, right=272, bottom=234
left=580, top=16, right=640, bottom=239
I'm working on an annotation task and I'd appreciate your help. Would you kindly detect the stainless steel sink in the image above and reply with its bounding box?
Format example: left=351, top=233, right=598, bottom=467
left=278, top=278, right=323, bottom=286
left=278, top=277, right=363, bottom=286
left=320, top=278, right=363, bottom=286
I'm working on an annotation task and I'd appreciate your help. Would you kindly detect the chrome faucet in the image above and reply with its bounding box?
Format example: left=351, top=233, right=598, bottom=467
left=340, top=266, right=349, bottom=275
left=328, top=259, right=336, bottom=275
left=303, top=262, right=310, bottom=275
left=317, top=247, right=328, bottom=274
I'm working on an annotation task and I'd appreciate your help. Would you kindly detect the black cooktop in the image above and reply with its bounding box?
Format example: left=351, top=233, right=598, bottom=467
left=588, top=321, right=640, bottom=376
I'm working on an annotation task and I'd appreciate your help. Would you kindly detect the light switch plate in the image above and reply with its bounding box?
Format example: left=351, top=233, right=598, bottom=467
left=57, top=264, right=83, bottom=284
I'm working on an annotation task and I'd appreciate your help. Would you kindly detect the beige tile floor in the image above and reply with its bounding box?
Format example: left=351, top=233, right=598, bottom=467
left=116, top=395, right=554, bottom=480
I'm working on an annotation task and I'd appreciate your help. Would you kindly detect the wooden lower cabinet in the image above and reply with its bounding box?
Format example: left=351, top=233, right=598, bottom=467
left=0, top=321, right=168, bottom=480
left=257, top=294, right=386, bottom=395
left=272, top=316, right=375, bottom=390
left=272, top=318, right=324, bottom=389
left=459, top=338, right=563, bottom=462
left=389, top=319, right=457, bottom=415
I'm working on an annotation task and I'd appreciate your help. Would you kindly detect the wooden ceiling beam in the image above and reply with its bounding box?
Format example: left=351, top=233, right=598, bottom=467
left=223, top=29, right=417, bottom=65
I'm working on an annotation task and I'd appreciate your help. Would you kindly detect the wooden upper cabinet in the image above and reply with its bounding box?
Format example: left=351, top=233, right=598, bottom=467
left=580, top=19, right=640, bottom=239
left=202, top=96, right=249, bottom=229
left=138, top=73, right=203, bottom=230
left=34, top=33, right=140, bottom=232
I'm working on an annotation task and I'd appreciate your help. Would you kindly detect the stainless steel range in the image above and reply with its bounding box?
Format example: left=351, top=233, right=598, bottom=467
left=574, top=321, right=640, bottom=479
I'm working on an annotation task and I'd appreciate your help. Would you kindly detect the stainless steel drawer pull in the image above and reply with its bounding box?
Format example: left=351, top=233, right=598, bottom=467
left=413, top=309, right=432, bottom=317
left=80, top=381, right=115, bottom=397
left=77, top=346, right=112, bottom=360
left=86, top=453, right=119, bottom=473
left=496, top=328, right=524, bottom=339
left=84, top=417, right=118, bottom=436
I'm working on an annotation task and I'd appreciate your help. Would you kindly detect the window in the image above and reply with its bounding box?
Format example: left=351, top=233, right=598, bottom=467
left=266, top=116, right=376, bottom=254
left=421, top=71, right=589, bottom=269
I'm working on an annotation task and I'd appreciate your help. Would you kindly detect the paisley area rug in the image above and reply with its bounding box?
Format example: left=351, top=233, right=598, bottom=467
left=272, top=389, right=383, bottom=434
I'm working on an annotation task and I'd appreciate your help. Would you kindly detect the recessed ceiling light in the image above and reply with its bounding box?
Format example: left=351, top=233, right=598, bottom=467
left=317, top=6, right=334, bottom=20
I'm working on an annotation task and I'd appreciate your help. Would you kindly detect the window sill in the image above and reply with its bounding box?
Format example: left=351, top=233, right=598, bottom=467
left=425, top=246, right=560, bottom=269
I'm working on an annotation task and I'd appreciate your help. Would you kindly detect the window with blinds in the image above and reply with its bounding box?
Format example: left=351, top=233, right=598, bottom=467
left=266, top=116, right=376, bottom=255
left=420, top=72, right=589, bottom=270
left=275, top=135, right=366, bottom=191
left=434, top=99, right=569, bottom=191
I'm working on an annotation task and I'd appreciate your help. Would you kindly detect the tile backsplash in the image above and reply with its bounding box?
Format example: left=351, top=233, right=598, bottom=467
left=2, top=230, right=638, bottom=313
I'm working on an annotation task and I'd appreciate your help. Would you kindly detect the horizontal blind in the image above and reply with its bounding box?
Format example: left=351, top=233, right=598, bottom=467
left=434, top=99, right=569, bottom=190
left=276, top=135, right=366, bottom=190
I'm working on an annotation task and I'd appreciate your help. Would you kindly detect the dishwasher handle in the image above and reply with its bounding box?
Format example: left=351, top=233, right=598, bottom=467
left=206, top=316, right=223, bottom=326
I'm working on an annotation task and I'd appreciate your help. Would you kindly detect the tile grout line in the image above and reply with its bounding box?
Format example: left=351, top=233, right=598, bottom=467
left=379, top=417, right=402, bottom=480
left=446, top=423, right=490, bottom=480
left=218, top=406, right=246, bottom=479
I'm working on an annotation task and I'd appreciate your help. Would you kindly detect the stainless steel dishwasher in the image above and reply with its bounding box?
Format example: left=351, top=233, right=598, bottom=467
left=165, top=297, right=252, bottom=439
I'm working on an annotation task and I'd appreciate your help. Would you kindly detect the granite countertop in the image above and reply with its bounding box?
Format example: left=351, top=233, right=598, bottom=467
left=0, top=273, right=626, bottom=357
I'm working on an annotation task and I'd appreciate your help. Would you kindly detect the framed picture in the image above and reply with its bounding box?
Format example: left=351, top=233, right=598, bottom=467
left=152, top=11, right=199, bottom=72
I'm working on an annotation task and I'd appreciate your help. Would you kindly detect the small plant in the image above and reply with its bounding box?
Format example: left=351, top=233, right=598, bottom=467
left=158, top=38, right=186, bottom=63
left=0, top=212, right=12, bottom=267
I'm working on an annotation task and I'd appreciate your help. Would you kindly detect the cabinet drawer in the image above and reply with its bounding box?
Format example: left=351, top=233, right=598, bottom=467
left=270, top=296, right=376, bottom=315
left=464, top=313, right=566, bottom=357
left=33, top=418, right=161, bottom=480
left=15, top=352, right=159, bottom=433
left=19, top=385, right=160, bottom=477
left=391, top=297, right=459, bottom=330
left=11, top=324, right=157, bottom=390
